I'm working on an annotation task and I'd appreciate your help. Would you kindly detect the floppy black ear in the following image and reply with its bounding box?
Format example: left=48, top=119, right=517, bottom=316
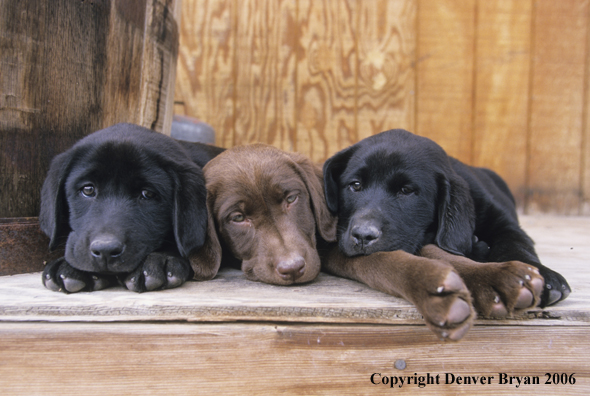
left=322, top=146, right=356, bottom=214
left=286, top=152, right=337, bottom=243
left=39, top=151, right=73, bottom=251
left=172, top=166, right=209, bottom=257
left=435, top=173, right=476, bottom=256
left=188, top=189, right=222, bottom=280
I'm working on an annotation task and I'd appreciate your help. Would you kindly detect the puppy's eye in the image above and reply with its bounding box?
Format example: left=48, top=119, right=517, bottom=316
left=400, top=186, right=414, bottom=195
left=140, top=190, right=156, bottom=200
left=286, top=194, right=298, bottom=204
left=231, top=213, right=245, bottom=223
left=349, top=181, right=362, bottom=192
left=81, top=185, right=96, bottom=197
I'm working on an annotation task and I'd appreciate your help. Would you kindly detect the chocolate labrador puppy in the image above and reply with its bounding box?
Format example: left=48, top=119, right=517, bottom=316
left=194, top=144, right=543, bottom=341
left=40, top=123, right=223, bottom=293
left=323, top=129, right=568, bottom=307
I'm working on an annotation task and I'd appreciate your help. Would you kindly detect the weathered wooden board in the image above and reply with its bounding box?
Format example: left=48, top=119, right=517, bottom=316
left=0, top=216, right=588, bottom=394
left=0, top=216, right=588, bottom=326
left=0, top=0, right=180, bottom=217
left=0, top=322, right=589, bottom=395
left=0, top=218, right=63, bottom=276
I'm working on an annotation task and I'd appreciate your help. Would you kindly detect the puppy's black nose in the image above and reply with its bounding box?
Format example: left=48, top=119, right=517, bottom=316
left=90, top=236, right=125, bottom=260
left=276, top=256, right=305, bottom=281
left=351, top=224, right=381, bottom=247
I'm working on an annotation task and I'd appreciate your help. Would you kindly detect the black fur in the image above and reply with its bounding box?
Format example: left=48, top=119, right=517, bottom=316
left=323, top=129, right=570, bottom=307
left=39, top=123, right=221, bottom=293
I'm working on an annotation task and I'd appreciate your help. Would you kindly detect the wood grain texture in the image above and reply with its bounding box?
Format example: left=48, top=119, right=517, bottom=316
left=527, top=0, right=588, bottom=214
left=416, top=0, right=476, bottom=164
left=1, top=215, right=588, bottom=326
left=0, top=216, right=588, bottom=394
left=296, top=0, right=357, bottom=162
left=356, top=0, right=417, bottom=139
left=584, top=3, right=590, bottom=215
left=0, top=322, right=589, bottom=395
left=174, top=0, right=236, bottom=147
left=234, top=0, right=297, bottom=150
left=0, top=0, right=179, bottom=217
left=174, top=0, right=590, bottom=213
left=473, top=0, right=532, bottom=205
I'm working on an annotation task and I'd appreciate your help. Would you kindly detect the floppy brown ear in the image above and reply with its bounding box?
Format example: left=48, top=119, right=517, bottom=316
left=39, top=150, right=74, bottom=251
left=435, top=173, right=475, bottom=256
left=287, top=152, right=337, bottom=243
left=188, top=190, right=222, bottom=280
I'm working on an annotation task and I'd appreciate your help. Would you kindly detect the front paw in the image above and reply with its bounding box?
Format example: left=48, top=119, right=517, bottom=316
left=409, top=266, right=474, bottom=342
left=42, top=258, right=113, bottom=293
left=462, top=261, right=544, bottom=317
left=120, top=252, right=193, bottom=292
left=537, top=265, right=571, bottom=307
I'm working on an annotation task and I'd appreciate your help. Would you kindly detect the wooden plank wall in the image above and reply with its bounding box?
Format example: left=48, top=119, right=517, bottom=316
left=174, top=0, right=590, bottom=215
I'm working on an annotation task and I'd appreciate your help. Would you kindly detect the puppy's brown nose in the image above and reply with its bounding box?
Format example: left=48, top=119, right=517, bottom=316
left=276, top=256, right=305, bottom=281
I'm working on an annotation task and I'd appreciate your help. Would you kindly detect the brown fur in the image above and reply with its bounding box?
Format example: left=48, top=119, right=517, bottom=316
left=192, top=144, right=543, bottom=341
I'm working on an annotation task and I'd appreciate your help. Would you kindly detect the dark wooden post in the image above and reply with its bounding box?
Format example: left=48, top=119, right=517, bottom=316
left=0, top=0, right=180, bottom=274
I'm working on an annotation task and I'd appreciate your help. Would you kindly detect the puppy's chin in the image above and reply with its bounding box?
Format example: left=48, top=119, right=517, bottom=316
left=242, top=261, right=320, bottom=286
left=338, top=234, right=418, bottom=257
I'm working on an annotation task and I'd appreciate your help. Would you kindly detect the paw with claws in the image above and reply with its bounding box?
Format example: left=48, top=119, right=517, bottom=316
left=403, top=260, right=474, bottom=341
left=461, top=262, right=544, bottom=317
left=419, top=245, right=544, bottom=318
left=118, top=252, right=193, bottom=292
left=42, top=258, right=114, bottom=293
left=42, top=252, right=193, bottom=293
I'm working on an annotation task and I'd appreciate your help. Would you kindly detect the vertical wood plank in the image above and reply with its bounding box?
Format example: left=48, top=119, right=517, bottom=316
left=527, top=0, right=588, bottom=214
left=356, top=0, right=417, bottom=139
left=472, top=0, right=533, bottom=208
left=297, top=0, right=357, bottom=162
left=174, top=0, right=235, bottom=147
left=583, top=5, right=590, bottom=215
left=416, top=0, right=476, bottom=164
left=233, top=0, right=297, bottom=150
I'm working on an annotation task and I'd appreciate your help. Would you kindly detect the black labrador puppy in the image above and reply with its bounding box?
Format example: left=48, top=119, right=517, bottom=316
left=323, top=129, right=570, bottom=307
left=40, top=123, right=223, bottom=293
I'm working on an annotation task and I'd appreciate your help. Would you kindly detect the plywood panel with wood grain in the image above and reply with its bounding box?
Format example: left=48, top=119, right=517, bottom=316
left=415, top=0, right=476, bottom=164
left=296, top=0, right=357, bottom=162
left=174, top=0, right=236, bottom=148
left=233, top=0, right=297, bottom=150
left=356, top=0, right=417, bottom=139
left=174, top=0, right=590, bottom=214
left=472, top=0, right=533, bottom=205
left=527, top=0, right=588, bottom=214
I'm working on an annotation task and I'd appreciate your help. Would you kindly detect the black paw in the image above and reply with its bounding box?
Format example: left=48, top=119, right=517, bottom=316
left=537, top=265, right=571, bottom=307
left=42, top=258, right=114, bottom=293
left=119, top=252, right=193, bottom=293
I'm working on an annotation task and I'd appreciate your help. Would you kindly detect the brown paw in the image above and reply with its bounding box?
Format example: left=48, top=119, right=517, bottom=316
left=412, top=269, right=474, bottom=342
left=465, top=262, right=544, bottom=318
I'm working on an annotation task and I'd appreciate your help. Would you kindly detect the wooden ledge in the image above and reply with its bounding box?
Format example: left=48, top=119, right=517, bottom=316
left=1, top=216, right=589, bottom=394
left=0, top=216, right=588, bottom=327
